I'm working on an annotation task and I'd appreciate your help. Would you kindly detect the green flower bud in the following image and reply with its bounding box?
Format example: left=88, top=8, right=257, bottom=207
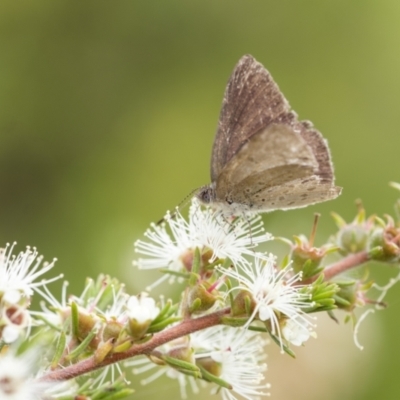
left=368, top=217, right=400, bottom=262
left=75, top=308, right=101, bottom=348
left=167, top=344, right=195, bottom=365
left=186, top=283, right=218, bottom=314
left=230, top=290, right=256, bottom=317
left=102, top=320, right=123, bottom=342
left=290, top=234, right=336, bottom=279
left=332, top=208, right=374, bottom=255
left=196, top=356, right=222, bottom=377
left=127, top=318, right=151, bottom=340
left=94, top=339, right=114, bottom=363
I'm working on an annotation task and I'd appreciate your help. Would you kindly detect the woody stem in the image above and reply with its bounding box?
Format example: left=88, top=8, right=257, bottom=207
left=39, top=308, right=230, bottom=382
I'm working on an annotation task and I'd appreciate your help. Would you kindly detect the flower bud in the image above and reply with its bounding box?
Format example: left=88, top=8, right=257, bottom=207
left=94, top=339, right=114, bottom=364
left=230, top=290, right=256, bottom=317
left=126, top=294, right=160, bottom=339
left=332, top=209, right=373, bottom=255
left=334, top=278, right=372, bottom=312
left=196, top=356, right=222, bottom=377
left=75, top=308, right=101, bottom=347
left=167, top=344, right=195, bottom=365
left=368, top=216, right=400, bottom=262
left=0, top=303, right=30, bottom=343
left=290, top=235, right=335, bottom=279
left=186, top=283, right=218, bottom=314
left=102, top=320, right=123, bottom=342
left=180, top=248, right=217, bottom=279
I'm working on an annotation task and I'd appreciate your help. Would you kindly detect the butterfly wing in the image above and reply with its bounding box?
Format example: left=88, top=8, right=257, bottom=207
left=201, top=54, right=341, bottom=214
left=210, top=55, right=292, bottom=182
left=214, top=123, right=341, bottom=212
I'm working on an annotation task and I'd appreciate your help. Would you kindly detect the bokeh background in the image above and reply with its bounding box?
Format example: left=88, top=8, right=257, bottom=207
left=1, top=1, right=400, bottom=399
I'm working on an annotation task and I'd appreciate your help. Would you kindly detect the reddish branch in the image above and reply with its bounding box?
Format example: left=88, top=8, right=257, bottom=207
left=40, top=308, right=230, bottom=382
left=40, top=252, right=370, bottom=382
left=303, top=250, right=370, bottom=284
left=323, top=251, right=369, bottom=280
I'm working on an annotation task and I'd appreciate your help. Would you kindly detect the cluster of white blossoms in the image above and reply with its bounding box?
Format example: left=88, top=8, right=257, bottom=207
left=0, top=244, right=161, bottom=399
left=0, top=245, right=77, bottom=399
left=128, top=325, right=270, bottom=400
left=133, top=199, right=316, bottom=399
left=0, top=194, right=397, bottom=400
left=0, top=243, right=59, bottom=343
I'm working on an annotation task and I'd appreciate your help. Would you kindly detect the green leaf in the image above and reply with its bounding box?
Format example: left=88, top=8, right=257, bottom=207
left=51, top=331, right=67, bottom=369
left=163, top=355, right=201, bottom=377
left=147, top=316, right=181, bottom=333
left=151, top=302, right=179, bottom=327
left=65, top=329, right=97, bottom=361
left=71, top=301, right=79, bottom=339
left=189, top=248, right=201, bottom=286
left=333, top=295, right=351, bottom=307
left=248, top=325, right=268, bottom=333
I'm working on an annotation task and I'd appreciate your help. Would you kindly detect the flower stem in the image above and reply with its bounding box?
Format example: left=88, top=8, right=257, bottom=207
left=323, top=251, right=370, bottom=280
left=303, top=251, right=370, bottom=284
left=40, top=308, right=230, bottom=382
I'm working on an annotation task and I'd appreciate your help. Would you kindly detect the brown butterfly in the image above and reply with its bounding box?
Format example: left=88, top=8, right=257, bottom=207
left=196, top=55, right=341, bottom=215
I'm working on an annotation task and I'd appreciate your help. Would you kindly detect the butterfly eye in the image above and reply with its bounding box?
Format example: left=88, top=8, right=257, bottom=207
left=196, top=186, right=215, bottom=205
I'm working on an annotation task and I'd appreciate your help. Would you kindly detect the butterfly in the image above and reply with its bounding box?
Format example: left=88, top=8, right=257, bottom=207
left=196, top=54, right=341, bottom=215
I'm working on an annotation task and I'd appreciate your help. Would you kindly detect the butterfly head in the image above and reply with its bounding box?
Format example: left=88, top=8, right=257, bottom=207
left=196, top=183, right=216, bottom=205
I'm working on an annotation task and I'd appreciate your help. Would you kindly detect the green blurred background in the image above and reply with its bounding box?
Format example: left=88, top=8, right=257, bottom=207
left=1, top=1, right=400, bottom=399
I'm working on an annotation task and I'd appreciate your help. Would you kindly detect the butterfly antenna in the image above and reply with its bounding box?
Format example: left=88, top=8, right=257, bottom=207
left=156, top=187, right=201, bottom=225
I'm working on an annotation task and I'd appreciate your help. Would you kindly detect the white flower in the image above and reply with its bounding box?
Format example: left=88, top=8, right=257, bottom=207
left=33, top=277, right=131, bottom=329
left=0, top=244, right=60, bottom=343
left=134, top=199, right=272, bottom=288
left=0, top=349, right=77, bottom=399
left=186, top=199, right=272, bottom=264
left=192, top=326, right=270, bottom=400
left=2, top=325, right=21, bottom=343
left=0, top=243, right=60, bottom=305
left=30, top=280, right=75, bottom=331
left=129, top=326, right=269, bottom=400
left=220, top=254, right=315, bottom=350
left=127, top=294, right=160, bottom=324
left=281, top=316, right=315, bottom=346
left=0, top=303, right=31, bottom=343
left=101, top=287, right=131, bottom=322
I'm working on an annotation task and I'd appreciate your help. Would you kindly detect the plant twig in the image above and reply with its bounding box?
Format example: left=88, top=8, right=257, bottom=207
left=40, top=307, right=230, bottom=382
left=303, top=251, right=370, bottom=284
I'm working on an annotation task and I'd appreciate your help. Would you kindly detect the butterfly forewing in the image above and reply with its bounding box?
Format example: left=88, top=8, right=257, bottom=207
left=210, top=55, right=291, bottom=182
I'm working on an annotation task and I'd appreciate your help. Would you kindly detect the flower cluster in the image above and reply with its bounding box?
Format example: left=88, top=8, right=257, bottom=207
left=128, top=326, right=269, bottom=400
left=1, top=185, right=400, bottom=400
left=0, top=245, right=161, bottom=399
left=0, top=244, right=58, bottom=343
left=130, top=199, right=332, bottom=398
